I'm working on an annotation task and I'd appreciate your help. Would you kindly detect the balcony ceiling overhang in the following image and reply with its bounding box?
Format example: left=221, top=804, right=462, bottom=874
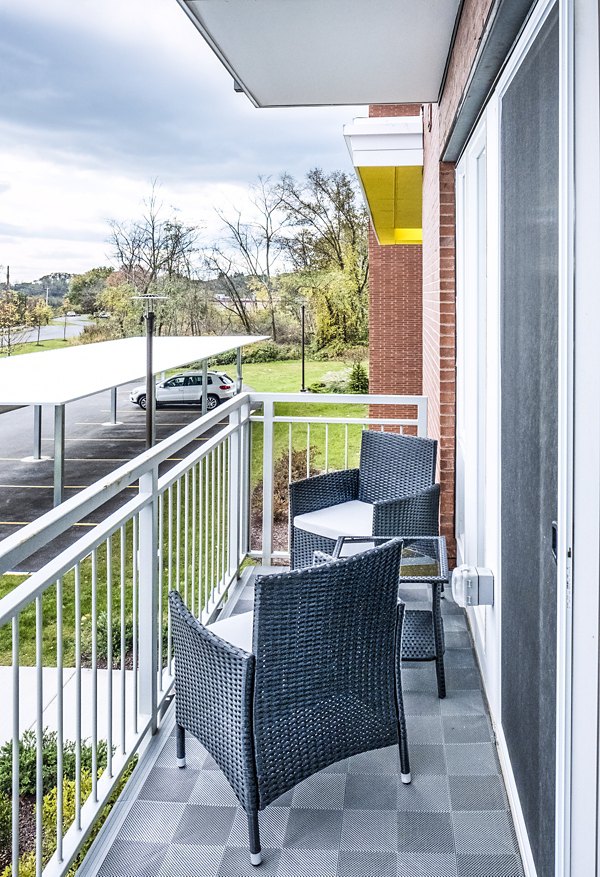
left=176, top=0, right=462, bottom=107
left=344, top=116, right=423, bottom=246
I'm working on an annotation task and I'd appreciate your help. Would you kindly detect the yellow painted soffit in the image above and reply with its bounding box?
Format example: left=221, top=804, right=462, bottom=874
left=357, top=165, right=423, bottom=245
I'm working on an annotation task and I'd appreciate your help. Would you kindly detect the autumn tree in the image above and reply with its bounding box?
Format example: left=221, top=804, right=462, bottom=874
left=69, top=266, right=114, bottom=313
left=277, top=169, right=369, bottom=348
left=0, top=290, right=30, bottom=355
left=29, top=298, right=53, bottom=345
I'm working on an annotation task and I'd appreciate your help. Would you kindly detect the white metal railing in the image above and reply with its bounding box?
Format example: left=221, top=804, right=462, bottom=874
left=250, top=392, right=428, bottom=564
left=0, top=390, right=426, bottom=876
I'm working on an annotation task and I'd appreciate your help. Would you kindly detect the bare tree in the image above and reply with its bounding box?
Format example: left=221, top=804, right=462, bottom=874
left=108, top=183, right=200, bottom=295
left=210, top=177, right=288, bottom=341
left=203, top=248, right=255, bottom=334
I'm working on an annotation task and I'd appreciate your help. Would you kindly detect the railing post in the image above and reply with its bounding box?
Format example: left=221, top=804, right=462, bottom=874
left=228, top=406, right=241, bottom=578
left=241, top=400, right=252, bottom=558
left=138, top=468, right=159, bottom=734
left=261, top=399, right=274, bottom=566
left=417, top=397, right=428, bottom=437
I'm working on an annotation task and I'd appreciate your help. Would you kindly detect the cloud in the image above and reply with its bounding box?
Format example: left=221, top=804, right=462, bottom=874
left=0, top=0, right=365, bottom=280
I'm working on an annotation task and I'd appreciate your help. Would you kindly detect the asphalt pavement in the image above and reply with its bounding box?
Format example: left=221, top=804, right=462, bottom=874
left=0, top=385, right=222, bottom=573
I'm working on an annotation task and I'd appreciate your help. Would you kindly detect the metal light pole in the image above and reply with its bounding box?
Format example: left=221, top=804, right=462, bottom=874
left=300, top=303, right=306, bottom=392
left=133, top=294, right=166, bottom=449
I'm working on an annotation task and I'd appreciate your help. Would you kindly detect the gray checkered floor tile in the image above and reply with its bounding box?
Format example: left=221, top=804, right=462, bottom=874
left=93, top=570, right=525, bottom=877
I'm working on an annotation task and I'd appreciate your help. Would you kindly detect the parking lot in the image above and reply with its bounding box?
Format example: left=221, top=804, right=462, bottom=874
left=0, top=383, right=222, bottom=572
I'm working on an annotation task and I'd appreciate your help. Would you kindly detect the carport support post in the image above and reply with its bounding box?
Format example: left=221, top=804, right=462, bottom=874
left=236, top=347, right=243, bottom=394
left=201, top=359, right=208, bottom=417
left=33, top=406, right=42, bottom=461
left=110, top=387, right=118, bottom=425
left=53, top=404, right=65, bottom=507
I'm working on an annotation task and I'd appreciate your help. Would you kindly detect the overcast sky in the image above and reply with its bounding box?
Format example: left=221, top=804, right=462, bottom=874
left=0, top=0, right=363, bottom=283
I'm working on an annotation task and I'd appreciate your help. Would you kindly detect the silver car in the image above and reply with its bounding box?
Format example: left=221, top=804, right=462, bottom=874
left=129, top=371, right=236, bottom=411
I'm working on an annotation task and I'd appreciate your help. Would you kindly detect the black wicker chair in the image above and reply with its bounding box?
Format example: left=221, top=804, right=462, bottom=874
left=290, top=429, right=439, bottom=569
left=169, top=539, right=409, bottom=866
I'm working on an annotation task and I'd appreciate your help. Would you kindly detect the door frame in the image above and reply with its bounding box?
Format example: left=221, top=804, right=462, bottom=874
left=454, top=0, right=574, bottom=872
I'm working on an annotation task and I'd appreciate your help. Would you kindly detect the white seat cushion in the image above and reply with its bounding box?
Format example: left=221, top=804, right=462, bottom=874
left=209, top=611, right=253, bottom=653
left=293, top=500, right=373, bottom=541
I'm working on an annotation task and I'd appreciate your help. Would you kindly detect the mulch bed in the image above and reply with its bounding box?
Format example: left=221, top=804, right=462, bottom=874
left=0, top=795, right=36, bottom=871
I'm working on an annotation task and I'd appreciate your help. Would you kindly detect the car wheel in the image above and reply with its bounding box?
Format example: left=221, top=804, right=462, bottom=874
left=138, top=395, right=147, bottom=410
left=207, top=394, right=219, bottom=411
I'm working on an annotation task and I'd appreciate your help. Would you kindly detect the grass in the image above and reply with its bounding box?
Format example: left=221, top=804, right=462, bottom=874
left=213, top=359, right=368, bottom=483
left=0, top=339, right=70, bottom=358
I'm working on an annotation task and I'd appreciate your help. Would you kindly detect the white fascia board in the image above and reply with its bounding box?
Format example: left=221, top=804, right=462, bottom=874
left=344, top=117, right=424, bottom=168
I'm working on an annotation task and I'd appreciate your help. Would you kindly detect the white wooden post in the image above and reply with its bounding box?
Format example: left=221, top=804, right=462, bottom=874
left=261, top=399, right=274, bottom=566
left=138, top=468, right=159, bottom=734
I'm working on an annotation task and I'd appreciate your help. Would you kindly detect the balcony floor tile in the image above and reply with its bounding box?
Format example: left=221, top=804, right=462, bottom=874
left=85, top=572, right=525, bottom=877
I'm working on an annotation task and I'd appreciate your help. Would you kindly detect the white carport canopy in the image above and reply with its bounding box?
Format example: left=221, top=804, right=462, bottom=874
left=0, top=335, right=266, bottom=505
left=175, top=0, right=462, bottom=107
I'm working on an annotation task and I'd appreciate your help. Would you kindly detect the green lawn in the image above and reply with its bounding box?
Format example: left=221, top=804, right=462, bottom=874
left=0, top=339, right=70, bottom=358
left=212, top=359, right=368, bottom=481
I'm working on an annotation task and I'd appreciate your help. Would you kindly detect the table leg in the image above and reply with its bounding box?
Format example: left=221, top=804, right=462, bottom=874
left=432, top=582, right=446, bottom=699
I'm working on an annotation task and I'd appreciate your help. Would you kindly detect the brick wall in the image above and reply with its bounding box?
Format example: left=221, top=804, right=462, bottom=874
left=367, top=105, right=423, bottom=429
left=369, top=104, right=422, bottom=118
left=422, top=104, right=457, bottom=562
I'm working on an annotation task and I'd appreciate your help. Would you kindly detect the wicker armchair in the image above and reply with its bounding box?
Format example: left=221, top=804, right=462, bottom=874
left=290, top=429, right=439, bottom=569
left=169, top=539, right=409, bottom=866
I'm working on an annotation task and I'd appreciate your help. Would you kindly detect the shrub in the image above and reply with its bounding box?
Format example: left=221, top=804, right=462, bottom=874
left=0, top=795, right=10, bottom=849
left=209, top=341, right=301, bottom=367
left=41, top=771, right=94, bottom=857
left=253, top=446, right=317, bottom=526
left=0, top=761, right=137, bottom=877
left=348, top=362, right=369, bottom=394
left=308, top=368, right=351, bottom=394
left=81, top=610, right=134, bottom=663
left=80, top=611, right=168, bottom=666
left=0, top=730, right=108, bottom=797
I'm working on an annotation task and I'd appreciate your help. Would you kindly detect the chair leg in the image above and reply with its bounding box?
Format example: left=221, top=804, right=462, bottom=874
left=395, top=604, right=411, bottom=784
left=435, top=655, right=447, bottom=700
left=246, top=809, right=262, bottom=866
left=396, top=701, right=411, bottom=785
left=176, top=723, right=186, bottom=769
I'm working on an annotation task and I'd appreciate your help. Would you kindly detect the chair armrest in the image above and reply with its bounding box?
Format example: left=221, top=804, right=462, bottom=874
left=168, top=591, right=258, bottom=810
left=373, top=484, right=440, bottom=537
left=289, top=468, right=359, bottom=518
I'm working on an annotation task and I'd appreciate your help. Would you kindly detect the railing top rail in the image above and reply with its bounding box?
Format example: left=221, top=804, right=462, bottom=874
left=249, top=391, right=427, bottom=406
left=253, top=416, right=421, bottom=426
left=0, top=393, right=249, bottom=575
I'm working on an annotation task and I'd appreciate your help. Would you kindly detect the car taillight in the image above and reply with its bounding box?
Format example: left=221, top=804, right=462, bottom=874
left=219, top=385, right=231, bottom=391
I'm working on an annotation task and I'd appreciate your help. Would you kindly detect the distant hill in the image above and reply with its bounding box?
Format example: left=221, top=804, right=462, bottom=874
left=13, top=272, right=73, bottom=305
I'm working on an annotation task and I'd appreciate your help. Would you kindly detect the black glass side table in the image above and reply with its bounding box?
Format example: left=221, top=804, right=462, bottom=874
left=323, top=535, right=449, bottom=699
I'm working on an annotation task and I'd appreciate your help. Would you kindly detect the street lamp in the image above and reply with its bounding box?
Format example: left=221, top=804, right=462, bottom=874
left=132, top=294, right=166, bottom=449
left=300, top=302, right=307, bottom=392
